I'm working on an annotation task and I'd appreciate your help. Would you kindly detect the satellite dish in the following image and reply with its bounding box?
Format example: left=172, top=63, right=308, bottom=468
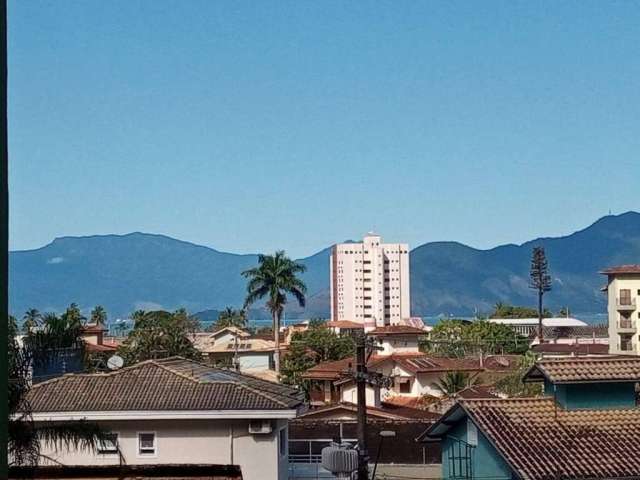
left=107, top=355, right=124, bottom=370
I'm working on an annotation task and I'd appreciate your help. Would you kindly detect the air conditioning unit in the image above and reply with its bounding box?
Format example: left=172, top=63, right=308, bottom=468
left=248, top=419, right=272, bottom=434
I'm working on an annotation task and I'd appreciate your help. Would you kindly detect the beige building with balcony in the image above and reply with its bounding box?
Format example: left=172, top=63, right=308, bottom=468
left=602, top=265, right=640, bottom=355
left=330, top=233, right=410, bottom=329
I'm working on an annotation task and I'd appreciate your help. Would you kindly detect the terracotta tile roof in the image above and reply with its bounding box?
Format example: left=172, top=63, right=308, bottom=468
left=302, top=353, right=508, bottom=381
left=425, top=384, right=501, bottom=415
left=324, top=320, right=364, bottom=329
left=85, top=343, right=118, bottom=353
left=531, top=343, right=610, bottom=355
left=367, top=325, right=428, bottom=336
left=456, top=384, right=500, bottom=400
left=301, top=357, right=356, bottom=381
left=297, top=401, right=439, bottom=422
left=382, top=395, right=434, bottom=410
left=26, top=357, right=303, bottom=412
left=460, top=398, right=640, bottom=479
left=481, top=355, right=521, bottom=371
left=393, top=355, right=483, bottom=374
left=600, top=264, right=640, bottom=274
left=524, top=357, right=640, bottom=384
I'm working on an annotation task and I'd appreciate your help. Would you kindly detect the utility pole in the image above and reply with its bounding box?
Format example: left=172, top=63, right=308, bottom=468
left=233, top=334, right=239, bottom=371
left=356, top=332, right=369, bottom=480
left=349, top=333, right=391, bottom=480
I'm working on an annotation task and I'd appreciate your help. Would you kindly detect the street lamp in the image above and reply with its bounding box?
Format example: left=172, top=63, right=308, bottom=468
left=371, top=430, right=396, bottom=479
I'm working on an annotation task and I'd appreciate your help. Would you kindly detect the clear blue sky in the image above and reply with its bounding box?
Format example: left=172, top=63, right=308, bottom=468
left=8, top=1, right=640, bottom=258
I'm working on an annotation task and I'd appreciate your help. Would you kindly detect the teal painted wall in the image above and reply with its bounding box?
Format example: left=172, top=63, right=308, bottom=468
left=544, top=380, right=636, bottom=410
left=441, top=418, right=513, bottom=480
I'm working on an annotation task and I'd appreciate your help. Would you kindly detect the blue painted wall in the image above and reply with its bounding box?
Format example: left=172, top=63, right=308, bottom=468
left=441, top=418, right=513, bottom=480
left=544, top=379, right=636, bottom=410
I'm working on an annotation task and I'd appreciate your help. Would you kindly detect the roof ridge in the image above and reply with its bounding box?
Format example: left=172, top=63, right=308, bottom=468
left=149, top=359, right=207, bottom=384
left=234, top=382, right=290, bottom=408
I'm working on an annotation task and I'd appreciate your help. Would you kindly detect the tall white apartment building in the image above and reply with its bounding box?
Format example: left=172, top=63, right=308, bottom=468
left=602, top=265, right=640, bottom=356
left=330, top=233, right=410, bottom=329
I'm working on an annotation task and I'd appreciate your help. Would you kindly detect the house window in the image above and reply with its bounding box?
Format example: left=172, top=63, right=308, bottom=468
left=399, top=378, right=411, bottom=394
left=620, top=289, right=632, bottom=305
left=138, top=432, right=156, bottom=456
left=620, top=334, right=634, bottom=352
left=467, top=419, right=478, bottom=446
left=97, top=433, right=118, bottom=455
left=279, top=428, right=287, bottom=457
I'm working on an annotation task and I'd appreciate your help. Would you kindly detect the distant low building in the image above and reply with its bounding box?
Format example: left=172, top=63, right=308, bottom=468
left=302, top=352, right=518, bottom=407
left=488, top=317, right=587, bottom=336
left=191, top=326, right=276, bottom=372
left=367, top=325, right=431, bottom=355
left=601, top=264, right=640, bottom=355
left=23, top=357, right=304, bottom=480
left=81, top=323, right=119, bottom=354
left=290, top=401, right=441, bottom=468
left=528, top=324, right=610, bottom=357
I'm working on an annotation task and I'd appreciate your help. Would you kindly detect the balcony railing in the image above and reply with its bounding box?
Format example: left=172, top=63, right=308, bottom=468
left=616, top=297, right=637, bottom=310
left=618, top=318, right=636, bottom=330
left=618, top=343, right=638, bottom=354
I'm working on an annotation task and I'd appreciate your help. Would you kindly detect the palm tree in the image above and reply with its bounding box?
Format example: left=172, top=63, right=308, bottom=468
left=90, top=305, right=107, bottom=326
left=215, top=307, right=247, bottom=329
left=131, top=309, right=147, bottom=326
left=22, top=308, right=42, bottom=334
left=435, top=371, right=476, bottom=396
left=8, top=316, right=119, bottom=466
left=242, top=251, right=306, bottom=375
left=61, top=303, right=86, bottom=328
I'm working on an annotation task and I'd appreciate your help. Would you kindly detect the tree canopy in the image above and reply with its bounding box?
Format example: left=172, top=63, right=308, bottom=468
left=61, top=303, right=86, bottom=328
left=281, top=320, right=354, bottom=393
left=117, top=309, right=201, bottom=364
left=210, top=307, right=247, bottom=330
left=494, top=351, right=543, bottom=397
left=22, top=308, right=42, bottom=333
left=435, top=371, right=476, bottom=396
left=90, top=305, right=107, bottom=325
left=8, top=316, right=116, bottom=466
left=422, top=319, right=529, bottom=357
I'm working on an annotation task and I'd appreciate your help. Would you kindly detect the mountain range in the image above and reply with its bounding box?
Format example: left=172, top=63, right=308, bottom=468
left=9, top=211, right=640, bottom=320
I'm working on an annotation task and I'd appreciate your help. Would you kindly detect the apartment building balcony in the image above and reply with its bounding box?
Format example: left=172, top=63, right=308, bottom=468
left=618, top=343, right=638, bottom=354
left=616, top=297, right=636, bottom=311
left=617, top=318, right=637, bottom=332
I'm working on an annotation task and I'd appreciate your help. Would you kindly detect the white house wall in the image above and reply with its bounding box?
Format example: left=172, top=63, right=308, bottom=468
left=36, top=418, right=289, bottom=480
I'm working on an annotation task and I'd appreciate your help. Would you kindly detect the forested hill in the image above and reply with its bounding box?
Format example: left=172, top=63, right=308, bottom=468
left=9, top=212, right=639, bottom=319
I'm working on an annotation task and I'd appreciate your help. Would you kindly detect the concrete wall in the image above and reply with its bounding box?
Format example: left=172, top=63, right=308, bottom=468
left=441, top=419, right=512, bottom=480
left=238, top=352, right=271, bottom=370
left=378, top=337, right=421, bottom=355
left=37, top=418, right=289, bottom=480
left=545, top=380, right=637, bottom=409
left=290, top=421, right=440, bottom=464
